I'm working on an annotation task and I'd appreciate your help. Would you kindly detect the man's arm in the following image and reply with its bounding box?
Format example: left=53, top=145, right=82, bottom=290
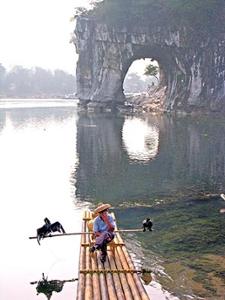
left=93, top=217, right=101, bottom=237
left=101, top=213, right=115, bottom=232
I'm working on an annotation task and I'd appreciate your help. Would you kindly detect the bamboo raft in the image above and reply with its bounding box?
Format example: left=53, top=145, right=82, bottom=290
left=76, top=210, right=150, bottom=300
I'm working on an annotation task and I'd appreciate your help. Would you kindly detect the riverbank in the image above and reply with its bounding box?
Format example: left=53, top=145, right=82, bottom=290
left=77, top=87, right=166, bottom=115
left=124, top=87, right=166, bottom=114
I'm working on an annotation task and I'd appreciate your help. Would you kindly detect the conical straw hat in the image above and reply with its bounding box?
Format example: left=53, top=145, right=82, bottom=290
left=94, top=203, right=111, bottom=214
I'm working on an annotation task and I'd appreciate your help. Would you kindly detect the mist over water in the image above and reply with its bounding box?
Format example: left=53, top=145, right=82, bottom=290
left=1, top=100, right=225, bottom=299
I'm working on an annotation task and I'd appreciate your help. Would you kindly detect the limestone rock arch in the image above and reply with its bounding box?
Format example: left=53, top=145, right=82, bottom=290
left=74, top=16, right=225, bottom=112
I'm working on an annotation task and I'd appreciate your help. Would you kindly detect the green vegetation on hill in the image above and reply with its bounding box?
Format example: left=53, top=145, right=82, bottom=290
left=81, top=0, right=224, bottom=35
left=168, top=0, right=224, bottom=31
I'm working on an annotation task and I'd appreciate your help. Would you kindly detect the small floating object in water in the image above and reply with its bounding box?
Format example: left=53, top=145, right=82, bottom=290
left=220, top=208, right=225, bottom=213
left=220, top=194, right=225, bottom=201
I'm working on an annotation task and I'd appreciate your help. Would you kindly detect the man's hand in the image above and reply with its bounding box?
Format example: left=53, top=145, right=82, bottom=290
left=101, top=212, right=109, bottom=222
left=101, top=212, right=114, bottom=232
left=95, top=232, right=101, bottom=237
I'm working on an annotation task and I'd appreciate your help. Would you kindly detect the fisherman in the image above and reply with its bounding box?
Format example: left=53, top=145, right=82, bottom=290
left=90, top=203, right=115, bottom=263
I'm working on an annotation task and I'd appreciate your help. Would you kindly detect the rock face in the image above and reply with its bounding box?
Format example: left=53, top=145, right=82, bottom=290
left=74, top=16, right=225, bottom=112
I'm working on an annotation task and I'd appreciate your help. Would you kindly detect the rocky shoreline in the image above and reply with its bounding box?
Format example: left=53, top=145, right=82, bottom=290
left=77, top=86, right=166, bottom=114
left=124, top=86, right=166, bottom=114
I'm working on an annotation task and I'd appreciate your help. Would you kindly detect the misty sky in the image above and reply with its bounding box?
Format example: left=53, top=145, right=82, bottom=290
left=0, top=0, right=91, bottom=74
left=0, top=0, right=150, bottom=76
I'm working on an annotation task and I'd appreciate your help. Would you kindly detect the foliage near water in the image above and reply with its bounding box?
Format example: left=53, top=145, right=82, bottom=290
left=81, top=0, right=224, bottom=37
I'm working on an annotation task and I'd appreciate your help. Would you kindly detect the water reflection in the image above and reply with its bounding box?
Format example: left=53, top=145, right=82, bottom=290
left=0, top=102, right=82, bottom=300
left=76, top=114, right=225, bottom=205
left=31, top=273, right=77, bottom=299
left=75, top=113, right=225, bottom=299
left=76, top=113, right=124, bottom=203
left=122, top=117, right=159, bottom=162
left=0, top=98, right=77, bottom=109
left=2, top=101, right=225, bottom=300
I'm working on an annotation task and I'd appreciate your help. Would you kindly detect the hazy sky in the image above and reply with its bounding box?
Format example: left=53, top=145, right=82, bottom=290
left=0, top=0, right=90, bottom=74
left=0, top=0, right=150, bottom=76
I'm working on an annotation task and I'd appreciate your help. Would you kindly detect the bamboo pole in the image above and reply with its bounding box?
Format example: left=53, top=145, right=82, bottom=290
left=96, top=252, right=109, bottom=300
left=85, top=241, right=93, bottom=300
left=115, top=210, right=150, bottom=300
left=104, top=254, right=118, bottom=300
left=90, top=252, right=101, bottom=300
left=30, top=278, right=78, bottom=285
left=113, top=246, right=134, bottom=299
left=85, top=212, right=93, bottom=299
left=29, top=229, right=144, bottom=240
left=108, top=250, right=126, bottom=300
left=121, top=244, right=150, bottom=300
left=111, top=212, right=141, bottom=300
left=116, top=241, right=141, bottom=299
left=109, top=213, right=133, bottom=299
left=86, top=210, right=101, bottom=300
left=76, top=212, right=86, bottom=300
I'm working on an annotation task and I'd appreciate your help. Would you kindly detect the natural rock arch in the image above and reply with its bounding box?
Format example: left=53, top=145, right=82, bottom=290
left=123, top=58, right=157, bottom=94
left=74, top=16, right=225, bottom=112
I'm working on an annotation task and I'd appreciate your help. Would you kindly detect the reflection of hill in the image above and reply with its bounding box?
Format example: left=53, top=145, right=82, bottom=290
left=75, top=113, right=124, bottom=203
left=75, top=114, right=225, bottom=206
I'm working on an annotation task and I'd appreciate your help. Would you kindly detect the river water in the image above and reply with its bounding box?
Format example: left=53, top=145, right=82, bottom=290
left=0, top=99, right=225, bottom=300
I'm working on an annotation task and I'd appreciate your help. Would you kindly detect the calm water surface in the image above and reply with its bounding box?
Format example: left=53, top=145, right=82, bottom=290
left=1, top=99, right=225, bottom=300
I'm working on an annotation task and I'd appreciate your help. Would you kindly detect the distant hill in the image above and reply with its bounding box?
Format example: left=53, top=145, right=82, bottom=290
left=0, top=64, right=76, bottom=99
